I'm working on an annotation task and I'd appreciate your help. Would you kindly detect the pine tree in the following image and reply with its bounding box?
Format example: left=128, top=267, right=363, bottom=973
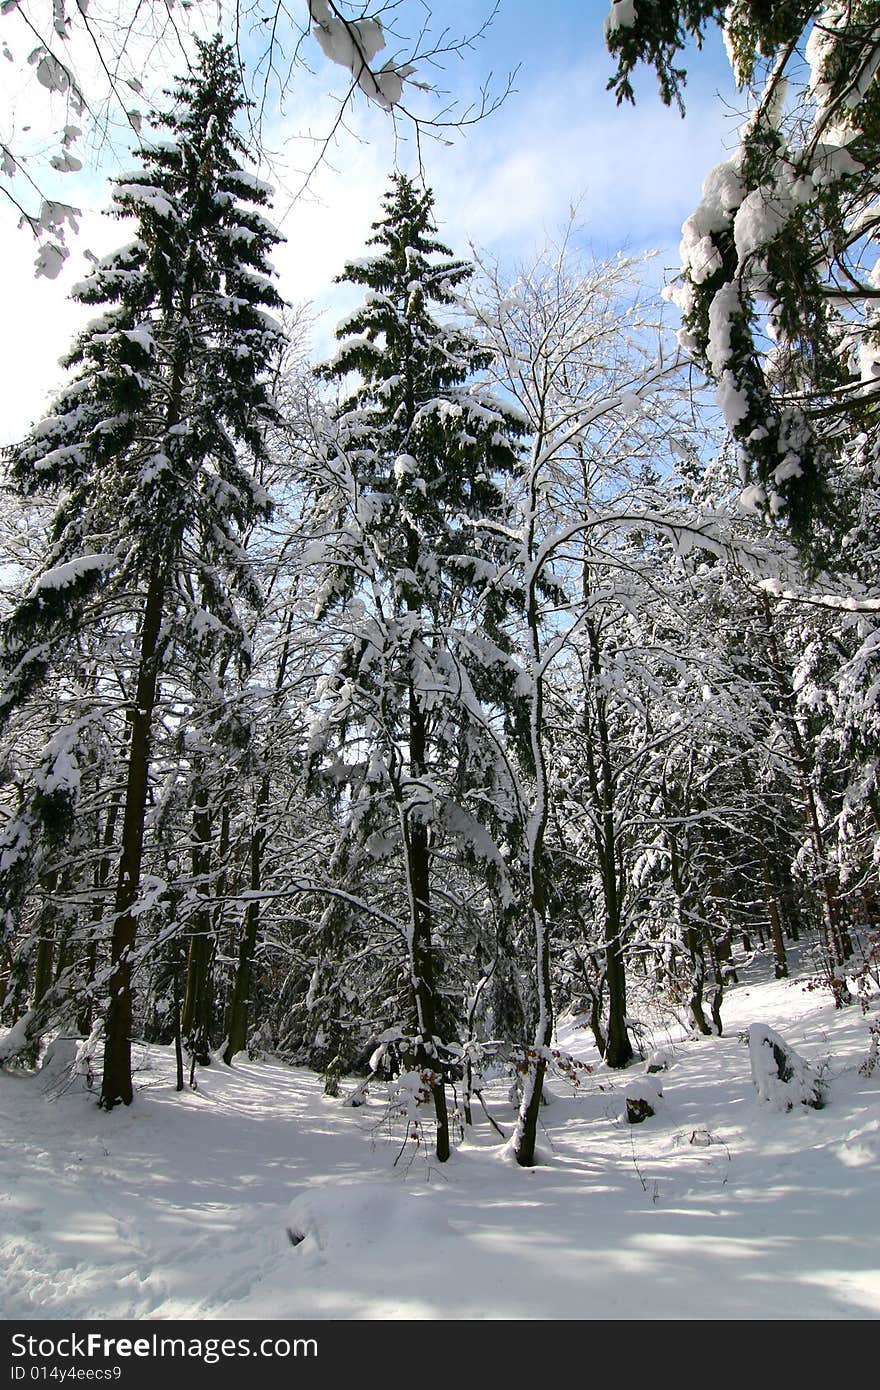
left=0, top=36, right=284, bottom=1108
left=311, top=173, right=525, bottom=1160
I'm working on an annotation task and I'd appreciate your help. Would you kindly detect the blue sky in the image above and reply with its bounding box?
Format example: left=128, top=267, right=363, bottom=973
left=0, top=0, right=742, bottom=442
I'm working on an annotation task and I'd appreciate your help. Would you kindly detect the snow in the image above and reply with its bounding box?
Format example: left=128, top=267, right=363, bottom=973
left=605, top=0, right=638, bottom=36
left=114, top=184, right=177, bottom=221
left=773, top=452, right=804, bottom=484
left=34, top=242, right=67, bottom=280
left=309, top=2, right=409, bottom=111
left=683, top=233, right=722, bottom=285
left=623, top=1073, right=664, bottom=1114
left=739, top=482, right=767, bottom=515
left=372, top=66, right=410, bottom=108
left=393, top=452, right=418, bottom=483
left=806, top=4, right=880, bottom=115
left=224, top=169, right=274, bottom=198
left=810, top=143, right=863, bottom=187
left=806, top=9, right=839, bottom=108
left=34, top=744, right=79, bottom=798
left=706, top=281, right=743, bottom=375
left=0, top=818, right=31, bottom=875
left=37, top=200, right=80, bottom=238
left=323, top=335, right=381, bottom=371
left=1, top=962, right=878, bottom=1319
left=733, top=187, right=788, bottom=261
left=32, top=553, right=115, bottom=592
left=120, top=327, right=156, bottom=354
left=716, top=369, right=750, bottom=429
left=858, top=338, right=880, bottom=382
left=747, top=1023, right=825, bottom=1111
left=35, top=52, right=71, bottom=94
left=680, top=161, right=744, bottom=274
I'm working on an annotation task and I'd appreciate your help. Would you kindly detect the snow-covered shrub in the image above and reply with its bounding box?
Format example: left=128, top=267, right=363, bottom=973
left=747, top=1023, right=825, bottom=1111
left=624, top=1074, right=664, bottom=1123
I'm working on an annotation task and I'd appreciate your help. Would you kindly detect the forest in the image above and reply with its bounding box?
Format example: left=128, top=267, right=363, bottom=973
left=0, top=0, right=878, bottom=1270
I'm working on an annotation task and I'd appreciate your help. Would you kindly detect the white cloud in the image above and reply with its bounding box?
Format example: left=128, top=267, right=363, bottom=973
left=266, top=50, right=737, bottom=356
left=0, top=201, right=123, bottom=446
left=432, top=60, right=737, bottom=254
left=0, top=10, right=739, bottom=441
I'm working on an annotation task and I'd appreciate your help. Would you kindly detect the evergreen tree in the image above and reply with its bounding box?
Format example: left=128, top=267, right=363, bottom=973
left=310, top=173, right=525, bottom=1160
left=0, top=36, right=284, bottom=1108
left=605, top=2, right=880, bottom=551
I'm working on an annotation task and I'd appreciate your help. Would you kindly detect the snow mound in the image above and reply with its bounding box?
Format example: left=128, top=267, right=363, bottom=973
left=40, top=1036, right=80, bottom=1077
left=625, top=1075, right=664, bottom=1104
left=647, top=1048, right=672, bottom=1073
left=497, top=1134, right=554, bottom=1166
left=285, top=1181, right=454, bottom=1254
left=39, top=1034, right=97, bottom=1096
left=747, top=1023, right=825, bottom=1111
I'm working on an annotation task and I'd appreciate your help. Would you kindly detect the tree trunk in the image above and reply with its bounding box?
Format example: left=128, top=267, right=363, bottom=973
left=404, top=679, right=450, bottom=1163
left=100, top=564, right=166, bottom=1109
left=223, top=609, right=295, bottom=1066
left=717, top=929, right=738, bottom=983
left=604, top=929, right=634, bottom=1063
left=703, top=925, right=726, bottom=1034
left=759, top=594, right=849, bottom=984
left=586, top=618, right=633, bottom=1070
left=211, top=802, right=231, bottom=1027
left=77, top=801, right=120, bottom=1036
left=173, top=942, right=185, bottom=1093
left=513, top=539, right=553, bottom=1167
left=760, top=846, right=789, bottom=979
left=31, top=882, right=57, bottom=1011
left=574, top=948, right=606, bottom=1055
left=683, top=922, right=711, bottom=1035
left=181, top=779, right=213, bottom=1065
left=0, top=945, right=12, bottom=1016
left=222, top=790, right=266, bottom=1065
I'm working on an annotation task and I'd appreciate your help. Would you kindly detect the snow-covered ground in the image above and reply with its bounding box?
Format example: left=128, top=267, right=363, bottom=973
left=2, top=960, right=878, bottom=1321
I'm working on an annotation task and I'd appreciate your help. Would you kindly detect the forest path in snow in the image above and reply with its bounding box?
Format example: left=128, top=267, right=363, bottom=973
left=1, top=968, right=878, bottom=1320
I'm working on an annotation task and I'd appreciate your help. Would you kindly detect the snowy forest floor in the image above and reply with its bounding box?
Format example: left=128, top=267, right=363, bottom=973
left=2, top=956, right=879, bottom=1321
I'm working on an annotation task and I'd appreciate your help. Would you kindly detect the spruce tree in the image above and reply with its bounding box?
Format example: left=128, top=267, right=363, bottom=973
left=312, top=173, right=525, bottom=1160
left=0, top=36, right=284, bottom=1108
